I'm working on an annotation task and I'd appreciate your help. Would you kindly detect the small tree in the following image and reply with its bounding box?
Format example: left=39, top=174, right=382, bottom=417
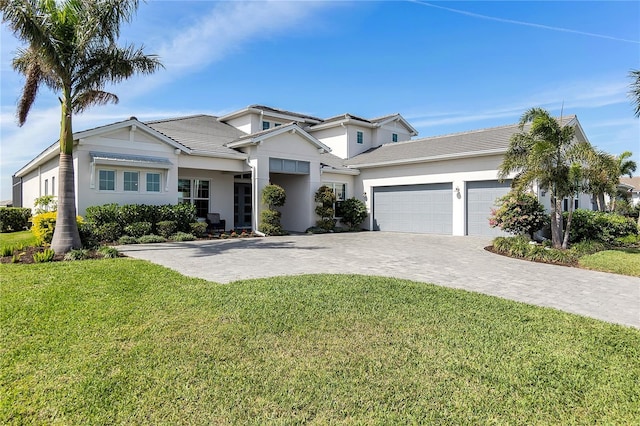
left=259, top=184, right=286, bottom=236
left=339, top=198, right=368, bottom=231
left=314, top=185, right=336, bottom=231
left=33, top=195, right=57, bottom=214
left=490, top=191, right=547, bottom=239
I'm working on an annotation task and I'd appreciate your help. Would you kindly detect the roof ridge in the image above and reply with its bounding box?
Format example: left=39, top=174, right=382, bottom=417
left=144, top=114, right=216, bottom=125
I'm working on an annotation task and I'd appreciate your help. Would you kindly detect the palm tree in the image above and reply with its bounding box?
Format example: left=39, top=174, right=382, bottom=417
left=585, top=150, right=618, bottom=212
left=630, top=69, right=640, bottom=118
left=609, top=151, right=637, bottom=212
left=498, top=108, right=593, bottom=249
left=2, top=0, right=162, bottom=254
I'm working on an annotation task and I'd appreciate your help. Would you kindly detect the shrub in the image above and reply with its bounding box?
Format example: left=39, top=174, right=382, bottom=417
left=156, top=220, right=178, bottom=238
left=170, top=232, right=196, bottom=242
left=123, top=221, right=152, bottom=238
left=136, top=234, right=166, bottom=244
left=566, top=209, right=638, bottom=244
left=0, top=207, right=32, bottom=232
left=614, top=234, right=640, bottom=246
left=259, top=209, right=286, bottom=236
left=85, top=203, right=119, bottom=227
left=339, top=198, right=368, bottom=231
left=31, top=212, right=83, bottom=245
left=315, top=185, right=336, bottom=231
left=33, top=195, right=57, bottom=214
left=490, top=191, right=547, bottom=238
left=78, top=222, right=100, bottom=249
left=262, top=184, right=286, bottom=209
left=64, top=249, right=90, bottom=261
left=492, top=235, right=581, bottom=264
left=98, top=246, right=119, bottom=258
left=93, top=222, right=123, bottom=243
left=189, top=221, right=208, bottom=237
left=33, top=248, right=55, bottom=263
left=118, top=236, right=138, bottom=245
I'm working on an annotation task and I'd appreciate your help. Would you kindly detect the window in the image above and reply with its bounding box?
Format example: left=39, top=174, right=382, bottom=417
left=123, top=171, right=139, bottom=192
left=356, top=131, right=363, bottom=144
left=324, top=182, right=347, bottom=217
left=178, top=178, right=210, bottom=218
left=51, top=177, right=55, bottom=196
left=44, top=179, right=48, bottom=196
left=392, top=133, right=398, bottom=142
left=563, top=198, right=579, bottom=212
left=99, top=170, right=115, bottom=191
left=147, top=173, right=161, bottom=192
left=263, top=121, right=270, bottom=130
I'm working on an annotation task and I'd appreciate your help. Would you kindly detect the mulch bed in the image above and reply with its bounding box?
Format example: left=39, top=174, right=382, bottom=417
left=1, top=246, right=103, bottom=264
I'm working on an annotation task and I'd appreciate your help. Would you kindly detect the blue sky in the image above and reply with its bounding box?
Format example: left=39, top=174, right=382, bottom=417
left=1, top=0, right=639, bottom=201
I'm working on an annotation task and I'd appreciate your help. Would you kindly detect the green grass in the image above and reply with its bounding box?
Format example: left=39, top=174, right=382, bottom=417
left=2, top=261, right=639, bottom=424
left=0, top=230, right=37, bottom=251
left=579, top=248, right=640, bottom=277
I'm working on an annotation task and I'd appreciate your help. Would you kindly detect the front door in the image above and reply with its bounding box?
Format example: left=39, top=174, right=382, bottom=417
left=234, top=183, right=252, bottom=229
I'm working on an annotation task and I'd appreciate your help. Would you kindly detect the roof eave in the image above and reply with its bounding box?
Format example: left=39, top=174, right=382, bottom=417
left=227, top=124, right=332, bottom=152
left=189, top=150, right=248, bottom=160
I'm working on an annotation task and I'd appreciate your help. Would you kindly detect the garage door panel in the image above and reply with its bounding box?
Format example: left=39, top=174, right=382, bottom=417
left=466, top=180, right=512, bottom=237
left=373, top=183, right=452, bottom=234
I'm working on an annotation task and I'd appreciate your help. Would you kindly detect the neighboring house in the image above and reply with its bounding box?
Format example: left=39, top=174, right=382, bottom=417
left=619, top=176, right=640, bottom=207
left=12, top=105, right=592, bottom=237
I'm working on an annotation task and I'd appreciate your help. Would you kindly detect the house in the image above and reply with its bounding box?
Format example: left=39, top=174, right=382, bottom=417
left=619, top=176, right=640, bottom=207
left=12, top=105, right=593, bottom=237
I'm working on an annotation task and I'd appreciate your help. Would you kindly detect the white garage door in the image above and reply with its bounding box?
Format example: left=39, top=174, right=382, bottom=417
left=466, top=180, right=512, bottom=236
left=373, top=183, right=453, bottom=234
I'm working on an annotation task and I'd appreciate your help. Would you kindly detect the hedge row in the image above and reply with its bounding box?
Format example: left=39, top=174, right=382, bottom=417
left=565, top=209, right=638, bottom=244
left=0, top=208, right=31, bottom=232
left=83, top=203, right=198, bottom=243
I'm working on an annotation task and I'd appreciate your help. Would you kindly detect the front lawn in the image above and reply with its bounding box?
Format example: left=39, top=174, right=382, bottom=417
left=579, top=249, right=640, bottom=277
left=0, top=230, right=37, bottom=250
left=2, top=261, right=639, bottom=424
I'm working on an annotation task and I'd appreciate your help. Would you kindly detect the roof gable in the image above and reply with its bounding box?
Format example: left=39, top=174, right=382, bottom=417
left=226, top=122, right=332, bottom=152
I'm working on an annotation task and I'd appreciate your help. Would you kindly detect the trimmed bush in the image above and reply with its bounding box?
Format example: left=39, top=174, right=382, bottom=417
left=136, top=234, right=166, bottom=244
left=189, top=221, right=208, bottom=237
left=85, top=203, right=198, bottom=235
left=78, top=222, right=100, bottom=249
left=315, top=185, right=336, bottom=231
left=98, top=246, right=119, bottom=258
left=262, top=184, right=286, bottom=209
left=566, top=209, right=638, bottom=244
left=339, top=198, right=368, bottom=231
left=156, top=220, right=178, bottom=238
left=118, top=236, right=138, bottom=245
left=0, top=207, right=32, bottom=232
left=171, top=232, right=196, bottom=242
left=93, top=222, right=123, bottom=243
left=123, top=221, right=152, bottom=238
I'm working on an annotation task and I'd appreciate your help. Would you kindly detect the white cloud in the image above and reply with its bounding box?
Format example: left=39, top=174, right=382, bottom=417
left=119, top=0, right=335, bottom=96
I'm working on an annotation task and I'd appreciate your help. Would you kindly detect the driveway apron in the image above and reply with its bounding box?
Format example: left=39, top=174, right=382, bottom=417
left=118, top=232, right=640, bottom=328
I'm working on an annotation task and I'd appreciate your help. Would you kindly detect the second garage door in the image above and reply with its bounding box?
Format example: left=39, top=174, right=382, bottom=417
left=466, top=180, right=512, bottom=236
left=373, top=183, right=453, bottom=234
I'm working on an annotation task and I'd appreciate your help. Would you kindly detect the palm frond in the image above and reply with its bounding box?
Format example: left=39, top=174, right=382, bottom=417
left=73, top=90, right=119, bottom=113
left=629, top=69, right=640, bottom=118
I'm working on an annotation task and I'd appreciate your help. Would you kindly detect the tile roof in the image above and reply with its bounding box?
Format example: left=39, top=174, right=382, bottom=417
left=248, top=105, right=323, bottom=122
left=620, top=176, right=640, bottom=190
left=345, top=116, right=577, bottom=167
left=145, top=115, right=247, bottom=156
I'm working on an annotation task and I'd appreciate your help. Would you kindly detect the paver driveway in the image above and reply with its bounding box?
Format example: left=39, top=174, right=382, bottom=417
left=118, top=232, right=640, bottom=328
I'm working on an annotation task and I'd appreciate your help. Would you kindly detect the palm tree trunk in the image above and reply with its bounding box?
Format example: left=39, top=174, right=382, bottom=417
left=562, top=200, right=574, bottom=249
left=550, top=197, right=563, bottom=249
left=50, top=101, right=81, bottom=254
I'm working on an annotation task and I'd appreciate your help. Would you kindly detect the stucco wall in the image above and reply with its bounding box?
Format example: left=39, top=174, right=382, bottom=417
left=357, top=154, right=507, bottom=235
